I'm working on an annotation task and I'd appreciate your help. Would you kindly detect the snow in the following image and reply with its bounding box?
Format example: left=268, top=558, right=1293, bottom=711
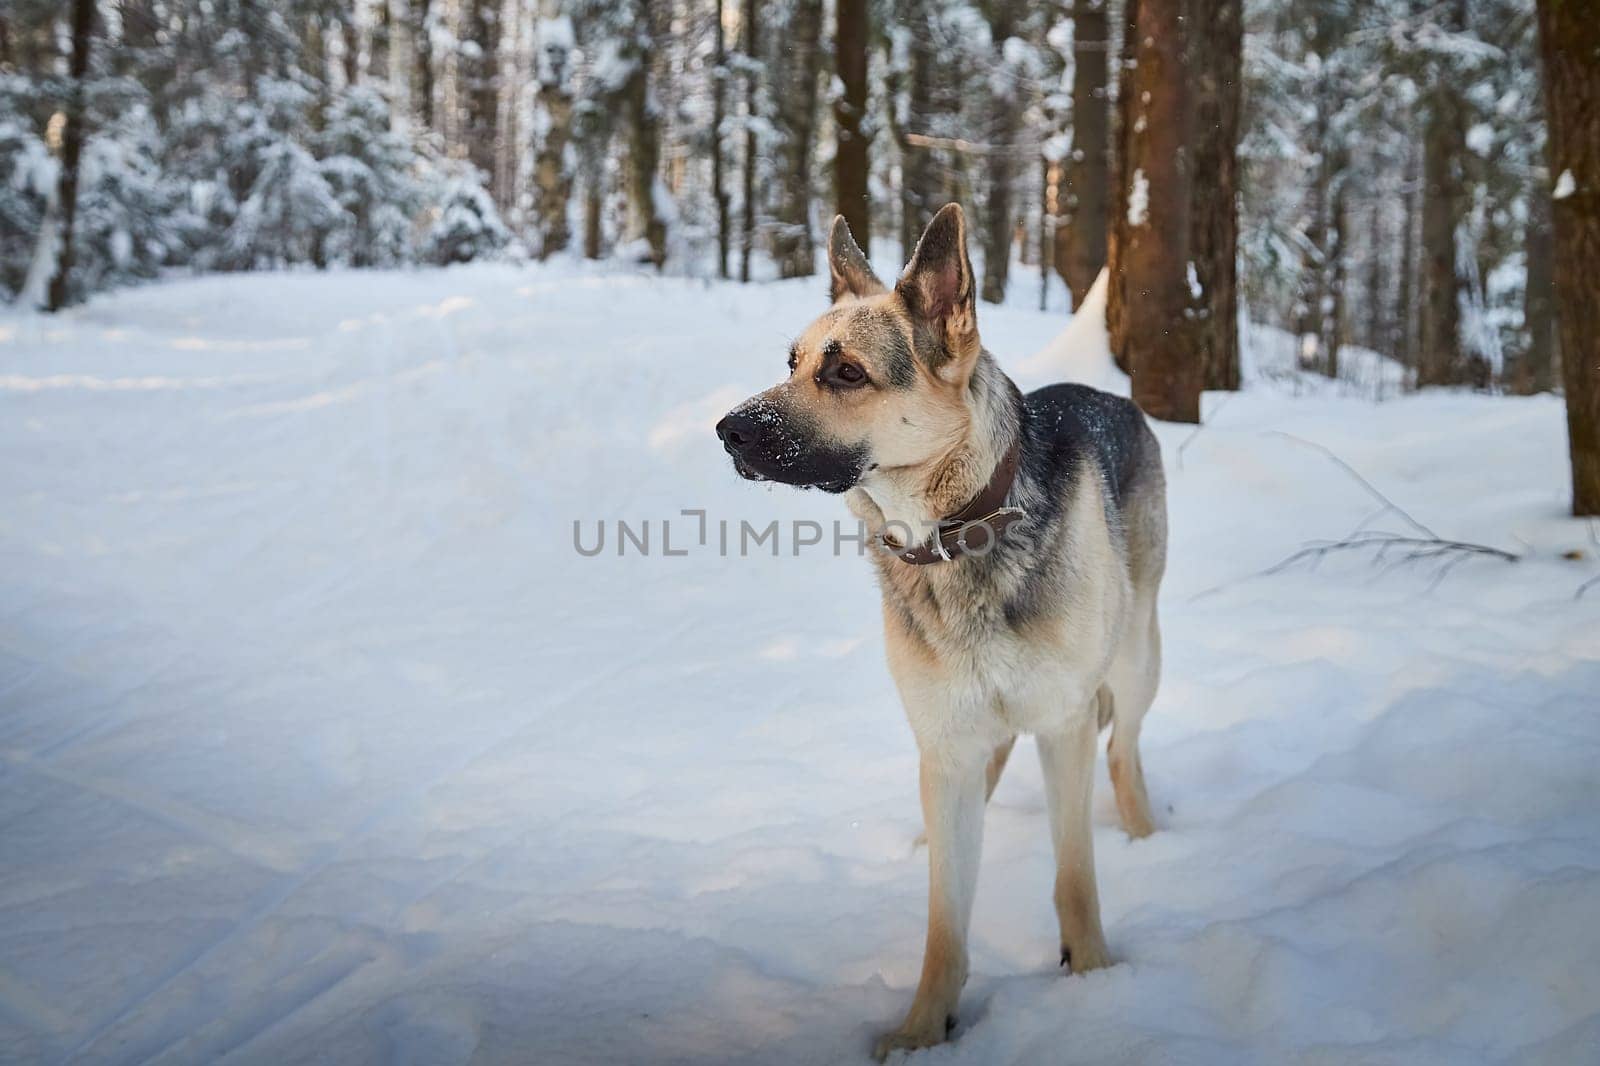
left=1553, top=170, right=1575, bottom=200
left=1466, top=122, right=1493, bottom=156
left=2, top=263, right=1598, bottom=1065
left=537, top=15, right=575, bottom=52
left=1127, top=168, right=1149, bottom=227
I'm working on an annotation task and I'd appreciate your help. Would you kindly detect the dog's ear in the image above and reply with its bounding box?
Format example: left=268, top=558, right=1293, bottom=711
left=897, top=204, right=979, bottom=382
left=827, top=216, right=886, bottom=304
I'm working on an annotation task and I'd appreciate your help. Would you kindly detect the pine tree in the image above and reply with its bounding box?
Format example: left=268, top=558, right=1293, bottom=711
left=0, top=102, right=55, bottom=302
left=317, top=86, right=423, bottom=267
left=424, top=161, right=513, bottom=263
left=217, top=80, right=343, bottom=269
left=72, top=104, right=193, bottom=296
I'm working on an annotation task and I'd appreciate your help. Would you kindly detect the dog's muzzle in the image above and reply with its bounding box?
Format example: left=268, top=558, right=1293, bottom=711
left=715, top=407, right=865, bottom=494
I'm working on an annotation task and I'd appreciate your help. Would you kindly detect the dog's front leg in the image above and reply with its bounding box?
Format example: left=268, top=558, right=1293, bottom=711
left=875, top=752, right=987, bottom=1061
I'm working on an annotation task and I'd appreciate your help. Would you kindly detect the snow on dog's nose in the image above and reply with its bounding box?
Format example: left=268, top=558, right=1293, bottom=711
left=715, top=411, right=761, bottom=455
left=715, top=395, right=867, bottom=494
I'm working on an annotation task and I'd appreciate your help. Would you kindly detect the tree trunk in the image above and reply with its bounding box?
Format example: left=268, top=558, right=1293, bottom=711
left=834, top=0, right=870, bottom=253
left=414, top=0, right=434, bottom=125
left=1296, top=146, right=1330, bottom=371
left=496, top=0, right=521, bottom=209
left=622, top=0, right=666, bottom=267
left=387, top=0, right=412, bottom=119
left=239, top=0, right=267, bottom=84
left=1058, top=0, right=1109, bottom=310
left=1295, top=33, right=1339, bottom=377
left=1326, top=184, right=1347, bottom=380
left=1522, top=182, right=1555, bottom=393
left=739, top=0, right=759, bottom=282
left=532, top=2, right=574, bottom=259
left=771, top=0, right=822, bottom=278
left=465, top=0, right=499, bottom=181
left=46, top=0, right=94, bottom=313
left=341, top=15, right=360, bottom=86
left=1187, top=0, right=1240, bottom=390
left=1364, top=198, right=1385, bottom=356
left=117, top=0, right=170, bottom=98
left=583, top=186, right=603, bottom=259
left=979, top=0, right=1021, bottom=305
left=303, top=11, right=327, bottom=94
left=1396, top=141, right=1419, bottom=373
left=898, top=0, right=936, bottom=258
left=1417, top=4, right=1468, bottom=388
left=1417, top=98, right=1464, bottom=386
left=1105, top=0, right=1139, bottom=373
left=1537, top=0, right=1600, bottom=516
left=1040, top=155, right=1051, bottom=310
left=1117, top=0, right=1197, bottom=422
left=711, top=0, right=730, bottom=278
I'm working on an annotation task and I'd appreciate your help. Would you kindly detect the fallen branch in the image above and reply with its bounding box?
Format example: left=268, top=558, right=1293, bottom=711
left=1261, top=531, right=1517, bottom=576
left=1266, top=431, right=1438, bottom=539
left=1192, top=531, right=1518, bottom=601
left=1192, top=434, right=1520, bottom=600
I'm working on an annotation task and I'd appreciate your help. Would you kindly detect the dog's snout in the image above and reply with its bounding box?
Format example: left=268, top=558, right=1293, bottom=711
left=717, top=412, right=761, bottom=452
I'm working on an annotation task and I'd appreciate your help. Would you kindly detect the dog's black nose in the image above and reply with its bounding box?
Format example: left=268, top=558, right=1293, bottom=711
left=716, top=412, right=761, bottom=452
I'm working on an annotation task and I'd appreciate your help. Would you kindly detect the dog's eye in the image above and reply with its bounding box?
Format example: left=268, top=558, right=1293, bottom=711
left=833, top=362, right=867, bottom=386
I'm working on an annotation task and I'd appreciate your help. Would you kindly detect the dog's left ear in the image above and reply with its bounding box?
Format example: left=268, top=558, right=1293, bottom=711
left=827, top=216, right=886, bottom=304
left=897, top=203, right=979, bottom=383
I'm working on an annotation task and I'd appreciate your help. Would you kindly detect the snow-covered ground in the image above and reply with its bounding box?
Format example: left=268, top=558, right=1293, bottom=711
left=2, top=263, right=1596, bottom=1065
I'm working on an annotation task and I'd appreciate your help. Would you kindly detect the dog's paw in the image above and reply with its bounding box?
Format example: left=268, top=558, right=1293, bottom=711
left=1059, top=938, right=1112, bottom=974
left=1121, top=813, right=1156, bottom=840
left=872, top=1016, right=955, bottom=1061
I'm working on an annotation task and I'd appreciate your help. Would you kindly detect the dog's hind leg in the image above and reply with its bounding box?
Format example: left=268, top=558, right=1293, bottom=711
left=1038, top=712, right=1112, bottom=973
left=1106, top=595, right=1160, bottom=838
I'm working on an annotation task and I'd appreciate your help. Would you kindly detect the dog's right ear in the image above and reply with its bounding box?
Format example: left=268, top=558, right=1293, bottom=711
left=896, top=203, right=979, bottom=383
left=827, top=216, right=886, bottom=305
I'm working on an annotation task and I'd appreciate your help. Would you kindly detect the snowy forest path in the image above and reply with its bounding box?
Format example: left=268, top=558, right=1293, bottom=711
left=1, top=265, right=1597, bottom=1065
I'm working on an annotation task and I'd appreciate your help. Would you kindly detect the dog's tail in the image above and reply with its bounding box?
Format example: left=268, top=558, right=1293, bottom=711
left=1095, top=684, right=1114, bottom=732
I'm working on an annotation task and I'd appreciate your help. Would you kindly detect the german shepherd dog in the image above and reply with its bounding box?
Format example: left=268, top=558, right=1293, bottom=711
left=717, top=205, right=1167, bottom=1059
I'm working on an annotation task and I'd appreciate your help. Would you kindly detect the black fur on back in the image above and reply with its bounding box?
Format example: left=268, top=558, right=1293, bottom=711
left=1016, top=383, right=1150, bottom=531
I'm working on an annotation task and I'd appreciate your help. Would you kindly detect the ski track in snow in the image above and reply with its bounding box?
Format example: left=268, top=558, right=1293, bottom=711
left=1, top=263, right=1597, bottom=1065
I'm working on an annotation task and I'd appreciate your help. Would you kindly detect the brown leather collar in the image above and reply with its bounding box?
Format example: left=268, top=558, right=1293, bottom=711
left=881, top=437, right=1027, bottom=565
